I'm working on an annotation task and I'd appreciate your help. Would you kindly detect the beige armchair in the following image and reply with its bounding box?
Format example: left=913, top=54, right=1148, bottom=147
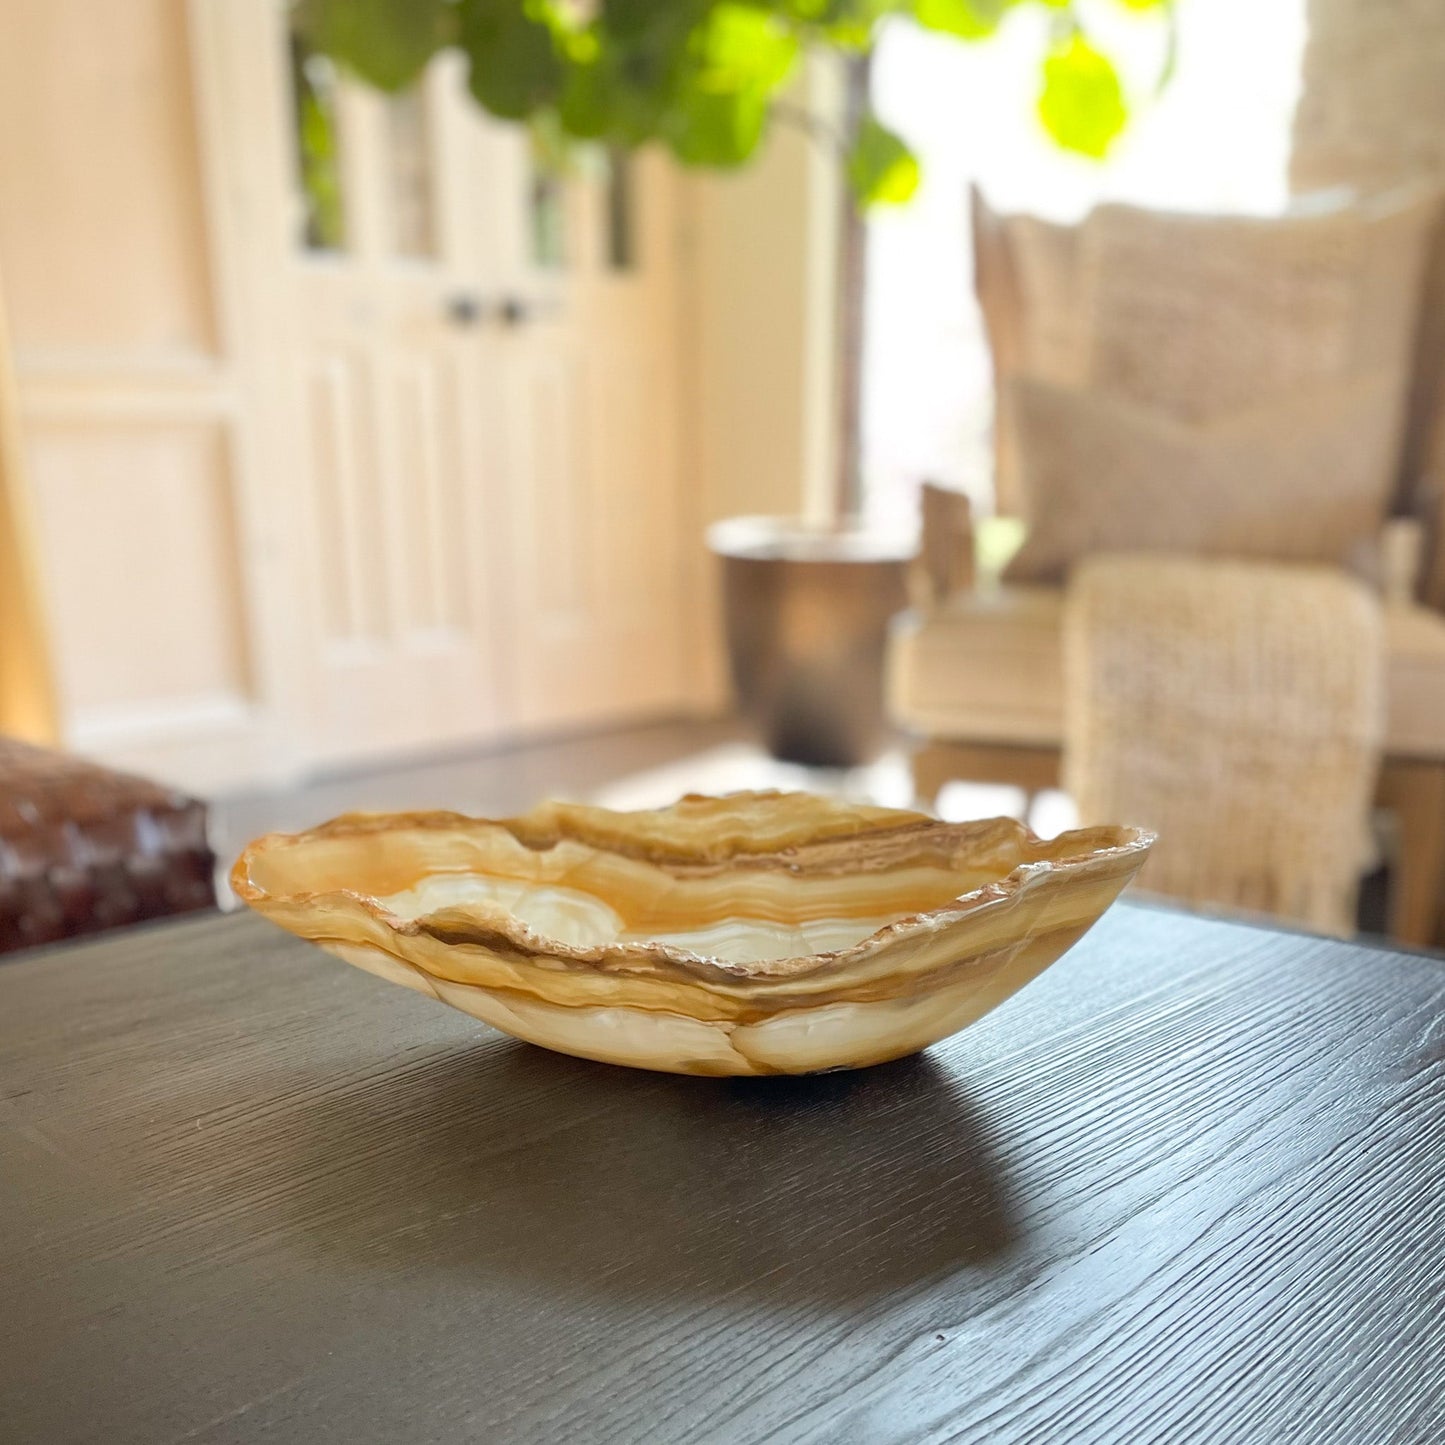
left=890, top=496, right=1445, bottom=946
left=890, top=179, right=1445, bottom=947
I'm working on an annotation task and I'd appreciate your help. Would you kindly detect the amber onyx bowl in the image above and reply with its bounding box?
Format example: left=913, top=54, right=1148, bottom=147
left=231, top=792, right=1153, bottom=1077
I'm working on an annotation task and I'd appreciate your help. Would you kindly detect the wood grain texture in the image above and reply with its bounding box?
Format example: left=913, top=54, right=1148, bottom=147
left=2, top=905, right=1444, bottom=1444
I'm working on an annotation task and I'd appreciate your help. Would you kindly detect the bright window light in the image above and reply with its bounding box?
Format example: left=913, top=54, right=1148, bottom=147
left=863, top=0, right=1309, bottom=529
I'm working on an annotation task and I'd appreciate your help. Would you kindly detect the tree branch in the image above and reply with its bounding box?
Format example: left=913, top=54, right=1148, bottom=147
left=770, top=100, right=848, bottom=159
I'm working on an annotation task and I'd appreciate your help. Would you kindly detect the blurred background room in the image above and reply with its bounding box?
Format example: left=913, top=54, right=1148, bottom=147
left=2, top=0, right=1444, bottom=953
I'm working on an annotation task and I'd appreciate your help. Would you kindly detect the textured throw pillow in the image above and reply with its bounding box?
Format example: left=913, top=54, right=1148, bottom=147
left=971, top=184, right=1087, bottom=385
left=972, top=186, right=1088, bottom=516
left=1003, top=376, right=1404, bottom=585
left=1080, top=187, right=1441, bottom=422
left=974, top=184, right=1440, bottom=539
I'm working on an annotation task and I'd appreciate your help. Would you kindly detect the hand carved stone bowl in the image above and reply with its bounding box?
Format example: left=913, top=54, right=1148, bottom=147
left=232, top=792, right=1154, bottom=1076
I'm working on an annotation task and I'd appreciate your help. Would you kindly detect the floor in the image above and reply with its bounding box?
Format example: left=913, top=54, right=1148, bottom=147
left=212, top=713, right=1078, bottom=903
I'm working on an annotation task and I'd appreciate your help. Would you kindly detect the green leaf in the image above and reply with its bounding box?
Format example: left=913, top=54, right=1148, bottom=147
left=459, top=0, right=566, bottom=119
left=773, top=0, right=898, bottom=50
left=1037, top=32, right=1127, bottom=159
left=293, top=0, right=451, bottom=92
left=658, top=3, right=798, bottom=166
left=666, top=85, right=769, bottom=167
left=557, top=58, right=615, bottom=138
left=601, top=0, right=662, bottom=37
left=847, top=114, right=920, bottom=206
left=299, top=0, right=1161, bottom=190
left=599, top=0, right=688, bottom=40
left=694, top=5, right=800, bottom=92
left=558, top=49, right=668, bottom=143
left=910, top=0, right=1007, bottom=40
left=559, top=3, right=700, bottom=145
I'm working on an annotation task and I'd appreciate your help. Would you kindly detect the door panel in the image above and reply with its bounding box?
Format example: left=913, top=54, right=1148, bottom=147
left=199, top=1, right=690, bottom=773
left=518, top=353, right=588, bottom=627
left=280, top=45, right=507, bottom=764
left=592, top=351, right=677, bottom=621
left=389, top=353, right=467, bottom=634
left=503, top=347, right=684, bottom=728
left=304, top=352, right=378, bottom=645
left=501, top=142, right=687, bottom=731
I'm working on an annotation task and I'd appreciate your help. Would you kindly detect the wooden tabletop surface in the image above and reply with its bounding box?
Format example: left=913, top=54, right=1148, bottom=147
left=3, top=903, right=1444, bottom=1444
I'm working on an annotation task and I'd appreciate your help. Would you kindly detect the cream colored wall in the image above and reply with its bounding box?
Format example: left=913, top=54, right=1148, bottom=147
left=0, top=0, right=292, bottom=791
left=683, top=59, right=842, bottom=704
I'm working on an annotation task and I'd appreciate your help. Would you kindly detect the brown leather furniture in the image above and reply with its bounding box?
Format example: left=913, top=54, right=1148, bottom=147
left=0, top=737, right=216, bottom=954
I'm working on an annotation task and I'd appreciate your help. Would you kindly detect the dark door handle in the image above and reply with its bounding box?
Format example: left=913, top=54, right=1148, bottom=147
left=446, top=294, right=485, bottom=326
left=497, top=295, right=563, bottom=328
left=498, top=296, right=531, bottom=327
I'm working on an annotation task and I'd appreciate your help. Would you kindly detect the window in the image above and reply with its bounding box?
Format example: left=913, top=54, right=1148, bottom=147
left=603, top=147, right=637, bottom=271
left=529, top=152, right=567, bottom=269
left=288, top=29, right=348, bottom=253
left=383, top=86, right=439, bottom=260
left=862, top=0, right=1308, bottom=531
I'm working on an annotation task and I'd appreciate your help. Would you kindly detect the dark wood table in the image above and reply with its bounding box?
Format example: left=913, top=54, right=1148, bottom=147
left=4, top=904, right=1444, bottom=1444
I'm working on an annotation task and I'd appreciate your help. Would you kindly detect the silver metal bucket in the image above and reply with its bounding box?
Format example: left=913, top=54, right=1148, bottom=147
left=708, top=517, right=912, bottom=768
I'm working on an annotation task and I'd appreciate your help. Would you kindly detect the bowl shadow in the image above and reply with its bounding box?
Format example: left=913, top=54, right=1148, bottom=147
left=244, top=1033, right=1020, bottom=1310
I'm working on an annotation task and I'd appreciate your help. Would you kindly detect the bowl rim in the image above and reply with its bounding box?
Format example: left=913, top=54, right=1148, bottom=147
left=232, top=792, right=1156, bottom=985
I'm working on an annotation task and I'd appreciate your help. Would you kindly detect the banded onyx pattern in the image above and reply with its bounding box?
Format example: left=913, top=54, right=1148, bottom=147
left=233, top=792, right=1154, bottom=1075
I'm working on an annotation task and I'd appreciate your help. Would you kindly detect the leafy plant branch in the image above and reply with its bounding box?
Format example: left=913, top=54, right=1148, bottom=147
left=294, top=0, right=1172, bottom=518
left=295, top=0, right=1172, bottom=211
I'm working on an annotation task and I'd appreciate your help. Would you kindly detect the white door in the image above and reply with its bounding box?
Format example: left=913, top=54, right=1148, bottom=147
left=494, top=143, right=688, bottom=733
left=205, top=1, right=690, bottom=773
left=277, top=41, right=510, bottom=763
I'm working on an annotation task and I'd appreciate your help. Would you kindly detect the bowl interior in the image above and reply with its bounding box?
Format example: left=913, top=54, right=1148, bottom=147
left=244, top=818, right=1037, bottom=965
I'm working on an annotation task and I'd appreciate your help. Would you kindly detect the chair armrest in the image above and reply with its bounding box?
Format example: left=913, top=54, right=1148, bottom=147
left=1382, top=516, right=1425, bottom=609
left=1410, top=499, right=1445, bottom=612
left=910, top=482, right=976, bottom=611
left=1379, top=515, right=1445, bottom=617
